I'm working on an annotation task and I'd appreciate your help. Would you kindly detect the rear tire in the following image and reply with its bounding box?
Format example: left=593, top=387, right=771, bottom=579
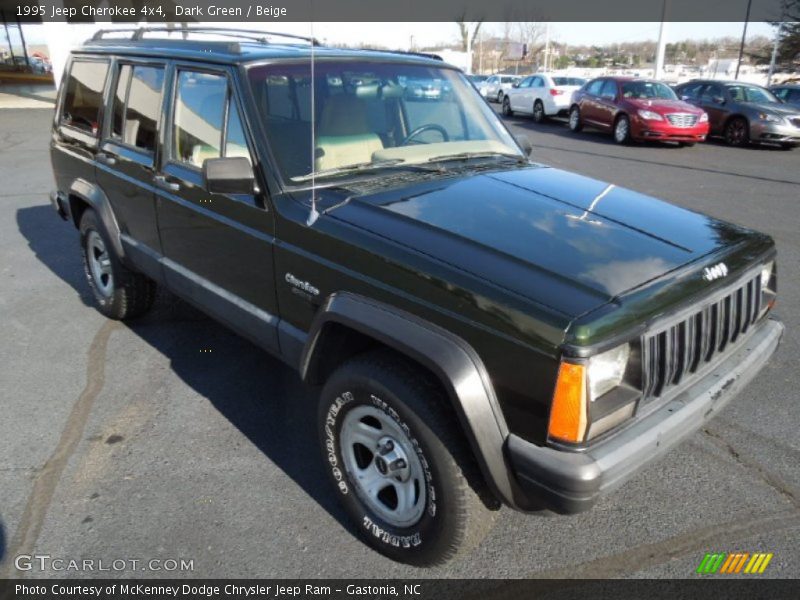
left=502, top=96, right=513, bottom=117
left=724, top=117, right=749, bottom=147
left=568, top=105, right=583, bottom=132
left=318, top=351, right=497, bottom=566
left=533, top=100, right=545, bottom=123
left=79, top=209, right=156, bottom=320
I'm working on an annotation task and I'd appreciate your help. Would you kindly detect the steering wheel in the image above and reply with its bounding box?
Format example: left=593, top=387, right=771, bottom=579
left=402, top=124, right=450, bottom=145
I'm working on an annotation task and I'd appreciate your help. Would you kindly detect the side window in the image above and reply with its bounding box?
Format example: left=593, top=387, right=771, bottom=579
left=532, top=77, right=543, bottom=87
left=772, top=88, right=787, bottom=101
left=600, top=80, right=617, bottom=98
left=123, top=65, right=164, bottom=152
left=700, top=84, right=722, bottom=102
left=678, top=82, right=702, bottom=100
left=586, top=79, right=604, bottom=96
left=224, top=101, right=249, bottom=159
left=518, top=77, right=531, bottom=88
left=61, top=59, right=109, bottom=135
left=789, top=89, right=800, bottom=103
left=172, top=70, right=227, bottom=168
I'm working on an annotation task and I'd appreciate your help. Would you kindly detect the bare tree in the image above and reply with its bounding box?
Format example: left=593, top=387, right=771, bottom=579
left=516, top=22, right=546, bottom=66
left=455, top=18, right=484, bottom=53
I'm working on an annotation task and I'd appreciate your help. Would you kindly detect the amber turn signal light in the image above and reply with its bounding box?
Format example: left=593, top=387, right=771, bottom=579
left=548, top=361, right=588, bottom=443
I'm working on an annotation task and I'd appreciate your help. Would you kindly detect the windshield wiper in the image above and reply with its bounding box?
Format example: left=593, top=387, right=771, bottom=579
left=426, top=151, right=528, bottom=165
left=291, top=159, right=441, bottom=183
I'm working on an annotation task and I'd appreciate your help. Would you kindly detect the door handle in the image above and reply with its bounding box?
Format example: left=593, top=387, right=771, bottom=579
left=96, top=153, right=116, bottom=166
left=154, top=175, right=180, bottom=192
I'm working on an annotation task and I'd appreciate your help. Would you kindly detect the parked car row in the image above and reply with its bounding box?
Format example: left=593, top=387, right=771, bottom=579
left=498, top=74, right=800, bottom=150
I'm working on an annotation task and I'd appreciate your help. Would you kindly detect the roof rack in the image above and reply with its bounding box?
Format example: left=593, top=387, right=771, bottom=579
left=90, top=26, right=320, bottom=47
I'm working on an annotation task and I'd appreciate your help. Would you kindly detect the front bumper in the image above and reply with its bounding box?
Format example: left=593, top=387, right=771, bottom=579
left=631, top=117, right=709, bottom=142
left=50, top=190, right=70, bottom=221
left=750, top=120, right=800, bottom=145
left=508, top=318, right=784, bottom=514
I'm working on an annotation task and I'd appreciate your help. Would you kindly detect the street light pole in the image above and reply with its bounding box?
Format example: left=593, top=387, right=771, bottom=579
left=654, top=0, right=669, bottom=79
left=735, top=0, right=753, bottom=80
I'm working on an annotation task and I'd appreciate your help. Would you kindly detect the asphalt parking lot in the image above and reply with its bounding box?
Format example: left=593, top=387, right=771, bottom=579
left=0, top=92, right=798, bottom=580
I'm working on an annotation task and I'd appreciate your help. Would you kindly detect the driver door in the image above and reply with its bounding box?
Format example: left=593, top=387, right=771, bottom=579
left=155, top=64, right=280, bottom=351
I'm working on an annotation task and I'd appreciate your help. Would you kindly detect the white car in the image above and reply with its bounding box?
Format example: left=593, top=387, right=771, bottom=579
left=479, top=74, right=522, bottom=103
left=502, top=74, right=586, bottom=122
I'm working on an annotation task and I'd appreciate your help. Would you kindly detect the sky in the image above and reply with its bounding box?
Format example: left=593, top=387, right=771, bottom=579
left=14, top=21, right=776, bottom=50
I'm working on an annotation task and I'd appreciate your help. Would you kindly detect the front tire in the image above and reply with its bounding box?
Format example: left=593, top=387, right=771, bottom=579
left=568, top=105, right=583, bottom=132
left=79, top=210, right=156, bottom=320
left=496, top=90, right=503, bottom=104
left=724, top=117, right=749, bottom=147
left=502, top=96, right=513, bottom=117
left=614, top=114, right=632, bottom=144
left=318, top=351, right=496, bottom=566
left=532, top=100, right=545, bottom=123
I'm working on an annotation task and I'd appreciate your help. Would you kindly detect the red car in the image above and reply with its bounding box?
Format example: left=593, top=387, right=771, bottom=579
left=569, top=77, right=709, bottom=146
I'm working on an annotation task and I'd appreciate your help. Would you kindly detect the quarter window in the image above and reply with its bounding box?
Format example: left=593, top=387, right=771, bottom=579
left=61, top=60, right=109, bottom=135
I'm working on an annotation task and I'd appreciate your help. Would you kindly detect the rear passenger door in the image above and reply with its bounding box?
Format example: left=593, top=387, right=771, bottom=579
left=155, top=64, right=279, bottom=351
left=96, top=59, right=166, bottom=259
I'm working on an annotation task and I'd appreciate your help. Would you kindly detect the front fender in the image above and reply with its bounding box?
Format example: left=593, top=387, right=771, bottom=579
left=300, top=292, right=532, bottom=510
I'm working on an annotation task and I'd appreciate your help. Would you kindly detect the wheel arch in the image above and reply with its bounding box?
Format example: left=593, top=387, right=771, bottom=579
left=68, top=178, right=125, bottom=260
left=300, top=292, right=530, bottom=510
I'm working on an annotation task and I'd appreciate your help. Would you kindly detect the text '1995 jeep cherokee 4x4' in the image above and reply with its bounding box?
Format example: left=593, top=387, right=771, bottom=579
left=50, top=28, right=783, bottom=566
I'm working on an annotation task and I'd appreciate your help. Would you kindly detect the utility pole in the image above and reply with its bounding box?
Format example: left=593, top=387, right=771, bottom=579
left=544, top=23, right=550, bottom=72
left=735, top=0, right=753, bottom=80
left=654, top=0, right=669, bottom=79
left=767, top=21, right=781, bottom=86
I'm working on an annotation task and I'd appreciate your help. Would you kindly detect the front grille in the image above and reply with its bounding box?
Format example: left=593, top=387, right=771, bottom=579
left=666, top=113, right=699, bottom=127
left=641, top=273, right=761, bottom=400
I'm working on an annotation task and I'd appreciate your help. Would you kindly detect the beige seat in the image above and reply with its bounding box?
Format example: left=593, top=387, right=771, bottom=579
left=315, top=95, right=383, bottom=171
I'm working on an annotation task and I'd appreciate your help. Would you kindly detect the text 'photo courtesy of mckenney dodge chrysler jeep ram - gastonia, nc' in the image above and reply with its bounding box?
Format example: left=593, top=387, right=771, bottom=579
left=43, top=26, right=785, bottom=567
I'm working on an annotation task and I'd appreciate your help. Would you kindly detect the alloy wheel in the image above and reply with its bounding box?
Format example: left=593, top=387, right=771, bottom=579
left=340, top=404, right=427, bottom=528
left=86, top=230, right=114, bottom=297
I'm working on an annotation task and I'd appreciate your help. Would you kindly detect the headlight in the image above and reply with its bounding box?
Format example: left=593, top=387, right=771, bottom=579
left=758, top=112, right=782, bottom=122
left=587, top=343, right=630, bottom=401
left=638, top=109, right=663, bottom=121
left=761, top=261, right=774, bottom=292
left=699, top=112, right=709, bottom=123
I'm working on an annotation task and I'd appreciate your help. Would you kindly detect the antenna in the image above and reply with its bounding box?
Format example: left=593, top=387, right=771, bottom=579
left=306, top=17, right=320, bottom=227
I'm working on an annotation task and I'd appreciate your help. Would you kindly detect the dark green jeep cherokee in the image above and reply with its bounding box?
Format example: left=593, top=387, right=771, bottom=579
left=50, top=28, right=783, bottom=566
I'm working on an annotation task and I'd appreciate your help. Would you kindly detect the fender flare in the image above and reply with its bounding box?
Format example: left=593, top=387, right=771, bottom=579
left=68, top=178, right=125, bottom=260
left=300, top=292, right=530, bottom=510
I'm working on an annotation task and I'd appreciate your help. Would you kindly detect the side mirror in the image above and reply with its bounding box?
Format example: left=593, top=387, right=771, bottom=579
left=602, top=92, right=616, bottom=101
left=680, top=95, right=691, bottom=101
left=712, top=96, right=725, bottom=105
left=203, top=157, right=254, bottom=195
left=512, top=81, right=520, bottom=88
left=515, top=134, right=533, bottom=157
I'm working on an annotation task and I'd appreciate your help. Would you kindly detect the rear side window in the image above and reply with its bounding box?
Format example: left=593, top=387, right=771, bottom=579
left=61, top=59, right=109, bottom=135
left=111, top=64, right=164, bottom=152
left=125, top=66, right=164, bottom=152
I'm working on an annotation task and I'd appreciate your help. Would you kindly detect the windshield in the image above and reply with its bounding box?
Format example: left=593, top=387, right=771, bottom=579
left=552, top=77, right=586, bottom=86
left=246, top=60, right=521, bottom=183
left=727, top=85, right=779, bottom=104
left=620, top=81, right=677, bottom=100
